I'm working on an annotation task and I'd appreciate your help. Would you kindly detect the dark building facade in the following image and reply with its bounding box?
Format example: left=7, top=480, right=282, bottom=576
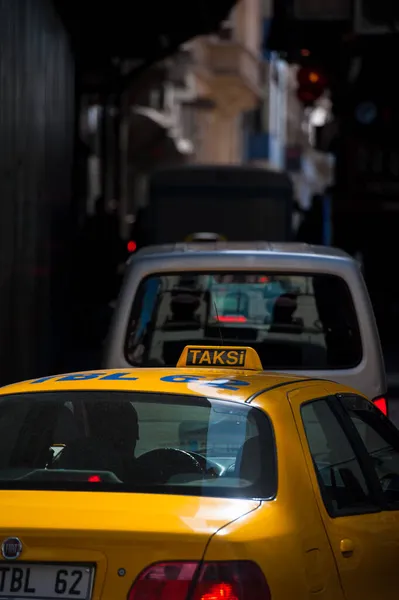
left=0, top=0, right=75, bottom=383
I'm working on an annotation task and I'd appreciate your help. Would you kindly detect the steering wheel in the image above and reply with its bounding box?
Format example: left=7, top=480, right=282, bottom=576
left=379, top=472, right=399, bottom=492
left=184, top=451, right=221, bottom=477
left=224, top=462, right=236, bottom=477
left=134, top=448, right=206, bottom=484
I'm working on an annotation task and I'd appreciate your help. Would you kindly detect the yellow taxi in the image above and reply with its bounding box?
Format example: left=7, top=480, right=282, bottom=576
left=0, top=345, right=398, bottom=600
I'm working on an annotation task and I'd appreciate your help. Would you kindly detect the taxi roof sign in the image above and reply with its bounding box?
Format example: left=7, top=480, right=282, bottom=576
left=177, top=345, right=263, bottom=371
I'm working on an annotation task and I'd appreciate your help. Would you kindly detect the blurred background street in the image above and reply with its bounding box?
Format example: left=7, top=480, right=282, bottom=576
left=0, top=0, right=398, bottom=416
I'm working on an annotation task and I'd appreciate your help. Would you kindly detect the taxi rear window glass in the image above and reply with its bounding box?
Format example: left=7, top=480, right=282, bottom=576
left=125, top=272, right=362, bottom=370
left=0, top=391, right=276, bottom=499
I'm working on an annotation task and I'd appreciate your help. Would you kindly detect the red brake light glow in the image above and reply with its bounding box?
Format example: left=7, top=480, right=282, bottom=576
left=128, top=560, right=271, bottom=600
left=127, top=240, right=137, bottom=253
left=201, top=583, right=238, bottom=600
left=88, top=475, right=101, bottom=482
left=373, top=396, right=388, bottom=416
left=215, top=315, right=247, bottom=323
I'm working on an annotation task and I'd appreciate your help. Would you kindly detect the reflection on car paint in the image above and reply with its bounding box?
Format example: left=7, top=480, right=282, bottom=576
left=30, top=372, right=250, bottom=391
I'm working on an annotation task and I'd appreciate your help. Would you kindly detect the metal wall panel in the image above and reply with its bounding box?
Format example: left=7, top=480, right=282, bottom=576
left=0, top=0, right=75, bottom=384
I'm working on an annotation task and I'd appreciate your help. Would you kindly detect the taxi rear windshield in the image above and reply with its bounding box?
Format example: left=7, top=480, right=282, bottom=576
left=0, top=391, right=276, bottom=499
left=125, top=272, right=362, bottom=370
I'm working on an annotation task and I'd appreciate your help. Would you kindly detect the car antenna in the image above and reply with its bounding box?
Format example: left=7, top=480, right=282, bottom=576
left=213, top=300, right=225, bottom=346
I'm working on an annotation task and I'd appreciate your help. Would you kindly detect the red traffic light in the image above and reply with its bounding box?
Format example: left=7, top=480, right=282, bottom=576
left=296, top=66, right=328, bottom=106
left=127, top=240, right=137, bottom=253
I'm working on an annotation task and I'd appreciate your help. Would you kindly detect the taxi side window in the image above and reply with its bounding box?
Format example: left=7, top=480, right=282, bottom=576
left=302, top=398, right=380, bottom=517
left=339, top=394, right=399, bottom=509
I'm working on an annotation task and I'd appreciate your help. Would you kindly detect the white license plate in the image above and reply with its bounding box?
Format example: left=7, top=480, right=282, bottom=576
left=0, top=563, right=94, bottom=599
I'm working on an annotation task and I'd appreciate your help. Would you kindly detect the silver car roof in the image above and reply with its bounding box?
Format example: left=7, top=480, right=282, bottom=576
left=131, top=242, right=352, bottom=263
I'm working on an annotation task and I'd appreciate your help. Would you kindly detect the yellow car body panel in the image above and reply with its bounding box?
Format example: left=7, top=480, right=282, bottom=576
left=2, top=368, right=303, bottom=400
left=0, top=491, right=259, bottom=599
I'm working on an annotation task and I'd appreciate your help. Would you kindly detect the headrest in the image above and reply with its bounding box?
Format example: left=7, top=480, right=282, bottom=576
left=170, top=294, right=200, bottom=315
left=234, top=436, right=262, bottom=483
left=86, top=401, right=139, bottom=445
left=273, top=293, right=298, bottom=310
left=54, top=405, right=82, bottom=445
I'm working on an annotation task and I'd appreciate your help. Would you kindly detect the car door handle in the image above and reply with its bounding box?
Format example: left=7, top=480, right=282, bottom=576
left=340, top=538, right=354, bottom=557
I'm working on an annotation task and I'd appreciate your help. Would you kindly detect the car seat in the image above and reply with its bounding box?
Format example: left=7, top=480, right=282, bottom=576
left=56, top=401, right=139, bottom=480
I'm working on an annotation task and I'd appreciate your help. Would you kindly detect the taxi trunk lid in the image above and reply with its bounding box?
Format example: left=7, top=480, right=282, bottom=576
left=0, top=490, right=259, bottom=600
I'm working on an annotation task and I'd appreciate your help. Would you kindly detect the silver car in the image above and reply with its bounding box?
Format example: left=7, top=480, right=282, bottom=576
left=104, top=242, right=386, bottom=408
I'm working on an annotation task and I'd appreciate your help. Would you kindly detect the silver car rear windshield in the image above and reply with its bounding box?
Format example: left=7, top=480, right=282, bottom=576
left=125, top=271, right=362, bottom=370
left=0, top=391, right=276, bottom=500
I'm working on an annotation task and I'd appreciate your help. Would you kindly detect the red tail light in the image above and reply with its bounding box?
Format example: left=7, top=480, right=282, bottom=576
left=128, top=560, right=271, bottom=600
left=216, top=315, right=247, bottom=323
left=373, top=396, right=388, bottom=416
left=88, top=475, right=101, bottom=482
